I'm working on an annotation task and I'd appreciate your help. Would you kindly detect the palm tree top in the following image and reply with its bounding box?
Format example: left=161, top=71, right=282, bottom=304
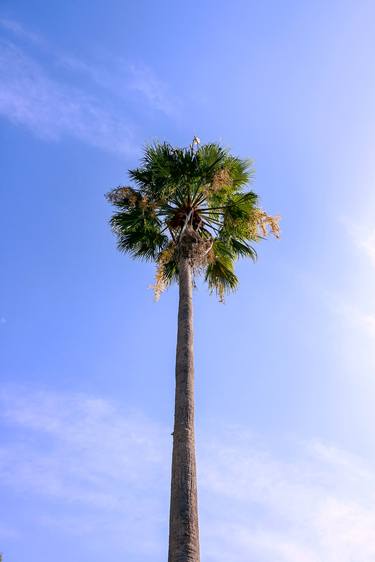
left=106, top=139, right=280, bottom=301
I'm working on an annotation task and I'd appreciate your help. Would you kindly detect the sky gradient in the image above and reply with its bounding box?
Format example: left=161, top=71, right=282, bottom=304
left=1, top=1, right=375, bottom=561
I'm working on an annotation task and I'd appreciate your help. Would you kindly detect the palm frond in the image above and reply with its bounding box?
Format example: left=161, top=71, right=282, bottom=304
left=105, top=186, right=140, bottom=208
left=230, top=238, right=257, bottom=260
left=110, top=206, right=168, bottom=260
left=151, top=243, right=179, bottom=300
left=205, top=247, right=238, bottom=302
left=106, top=138, right=279, bottom=300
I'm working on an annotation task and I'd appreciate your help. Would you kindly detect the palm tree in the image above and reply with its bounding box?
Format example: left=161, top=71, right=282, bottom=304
left=106, top=139, right=279, bottom=562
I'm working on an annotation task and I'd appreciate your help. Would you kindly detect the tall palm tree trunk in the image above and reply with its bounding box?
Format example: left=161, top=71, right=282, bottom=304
left=168, top=257, right=200, bottom=562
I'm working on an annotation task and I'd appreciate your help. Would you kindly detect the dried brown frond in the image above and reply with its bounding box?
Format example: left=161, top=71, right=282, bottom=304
left=106, top=186, right=138, bottom=206
left=139, top=196, right=149, bottom=209
left=252, top=209, right=281, bottom=238
left=151, top=243, right=177, bottom=301
left=210, top=168, right=232, bottom=193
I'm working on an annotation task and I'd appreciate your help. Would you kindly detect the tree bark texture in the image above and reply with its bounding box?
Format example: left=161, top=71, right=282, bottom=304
left=168, top=258, right=200, bottom=562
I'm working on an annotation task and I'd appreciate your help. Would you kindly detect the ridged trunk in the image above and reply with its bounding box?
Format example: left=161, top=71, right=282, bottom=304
left=168, top=257, right=200, bottom=562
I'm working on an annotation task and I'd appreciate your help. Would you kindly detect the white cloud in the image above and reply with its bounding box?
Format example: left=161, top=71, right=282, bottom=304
left=59, top=55, right=179, bottom=117
left=0, top=386, right=170, bottom=556
left=332, top=297, right=375, bottom=340
left=0, top=17, right=43, bottom=45
left=0, top=18, right=180, bottom=150
left=199, top=430, right=375, bottom=562
left=0, top=387, right=169, bottom=504
left=342, top=216, right=375, bottom=266
left=128, top=63, right=179, bottom=117
left=1, top=387, right=375, bottom=561
left=327, top=217, right=375, bottom=341
left=0, top=41, right=136, bottom=155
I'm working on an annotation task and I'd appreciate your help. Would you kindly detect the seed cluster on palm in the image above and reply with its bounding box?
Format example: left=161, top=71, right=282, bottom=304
left=106, top=139, right=280, bottom=301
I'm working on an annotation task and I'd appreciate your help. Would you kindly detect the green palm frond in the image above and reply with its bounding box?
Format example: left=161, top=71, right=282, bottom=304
left=106, top=139, right=279, bottom=299
left=224, top=156, right=254, bottom=189
left=205, top=240, right=239, bottom=302
left=110, top=204, right=168, bottom=260
left=230, top=238, right=257, bottom=260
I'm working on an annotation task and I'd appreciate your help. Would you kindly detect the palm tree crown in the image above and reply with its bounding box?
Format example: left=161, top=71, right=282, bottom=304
left=107, top=139, right=280, bottom=300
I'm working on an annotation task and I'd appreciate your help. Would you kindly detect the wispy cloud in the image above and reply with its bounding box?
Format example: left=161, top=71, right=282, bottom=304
left=0, top=387, right=169, bottom=503
left=58, top=53, right=179, bottom=114
left=0, top=41, right=136, bottom=155
left=0, top=17, right=43, bottom=45
left=0, top=19, right=180, bottom=154
left=1, top=386, right=375, bottom=561
left=333, top=297, right=375, bottom=340
left=199, top=430, right=375, bottom=561
left=128, top=63, right=179, bottom=117
left=329, top=216, right=375, bottom=340
left=0, top=386, right=170, bottom=556
left=58, top=55, right=180, bottom=118
left=341, top=216, right=375, bottom=267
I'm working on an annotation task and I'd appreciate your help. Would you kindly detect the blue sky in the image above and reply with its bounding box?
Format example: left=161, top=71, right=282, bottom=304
left=1, top=1, right=375, bottom=560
